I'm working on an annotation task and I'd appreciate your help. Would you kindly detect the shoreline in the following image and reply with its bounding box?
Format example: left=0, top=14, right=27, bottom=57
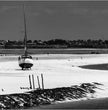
left=0, top=48, right=108, bottom=54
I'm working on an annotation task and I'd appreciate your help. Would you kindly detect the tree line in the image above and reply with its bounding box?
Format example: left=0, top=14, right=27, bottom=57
left=0, top=39, right=108, bottom=49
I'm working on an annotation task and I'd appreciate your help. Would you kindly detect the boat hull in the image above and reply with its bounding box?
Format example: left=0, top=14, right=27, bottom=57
left=18, top=58, right=33, bottom=69
left=19, top=63, right=33, bottom=69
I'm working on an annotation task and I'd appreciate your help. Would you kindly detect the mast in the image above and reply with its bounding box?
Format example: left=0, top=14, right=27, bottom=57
left=23, top=5, right=27, bottom=56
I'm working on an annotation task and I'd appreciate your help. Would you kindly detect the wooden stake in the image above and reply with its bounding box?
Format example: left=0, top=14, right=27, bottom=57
left=41, top=74, right=44, bottom=89
left=29, top=75, right=32, bottom=89
left=37, top=76, right=41, bottom=89
left=32, top=74, right=35, bottom=89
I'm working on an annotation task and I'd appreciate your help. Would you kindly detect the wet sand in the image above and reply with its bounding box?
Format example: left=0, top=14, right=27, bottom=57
left=35, top=97, right=108, bottom=109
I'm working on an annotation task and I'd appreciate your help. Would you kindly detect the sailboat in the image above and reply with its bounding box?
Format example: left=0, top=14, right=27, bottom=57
left=18, top=5, right=33, bottom=70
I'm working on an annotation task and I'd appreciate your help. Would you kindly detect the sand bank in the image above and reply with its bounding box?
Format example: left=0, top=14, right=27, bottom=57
left=0, top=54, right=107, bottom=96
left=0, top=54, right=107, bottom=108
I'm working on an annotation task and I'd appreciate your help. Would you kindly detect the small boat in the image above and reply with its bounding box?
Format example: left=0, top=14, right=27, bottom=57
left=18, top=5, right=33, bottom=70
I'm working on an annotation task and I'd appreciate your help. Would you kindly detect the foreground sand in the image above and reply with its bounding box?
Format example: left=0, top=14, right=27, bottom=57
left=35, top=97, right=108, bottom=109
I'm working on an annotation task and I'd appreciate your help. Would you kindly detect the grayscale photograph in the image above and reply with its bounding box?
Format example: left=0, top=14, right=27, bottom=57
left=0, top=0, right=108, bottom=109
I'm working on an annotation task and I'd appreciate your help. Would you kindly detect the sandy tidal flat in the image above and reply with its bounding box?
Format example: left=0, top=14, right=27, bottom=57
left=0, top=54, right=108, bottom=98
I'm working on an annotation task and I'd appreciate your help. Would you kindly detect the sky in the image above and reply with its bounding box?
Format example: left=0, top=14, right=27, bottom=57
left=0, top=1, right=108, bottom=40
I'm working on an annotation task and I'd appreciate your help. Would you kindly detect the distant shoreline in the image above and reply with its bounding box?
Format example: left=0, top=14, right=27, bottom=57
left=0, top=48, right=108, bottom=54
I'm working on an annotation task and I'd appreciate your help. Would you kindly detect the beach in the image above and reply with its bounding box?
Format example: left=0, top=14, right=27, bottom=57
left=0, top=54, right=108, bottom=93
left=0, top=54, right=108, bottom=108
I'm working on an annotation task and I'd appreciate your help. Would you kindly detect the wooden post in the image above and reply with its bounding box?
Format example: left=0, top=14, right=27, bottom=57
left=29, top=75, right=32, bottom=89
left=37, top=76, right=41, bottom=89
left=32, top=74, right=35, bottom=89
left=41, top=74, right=44, bottom=89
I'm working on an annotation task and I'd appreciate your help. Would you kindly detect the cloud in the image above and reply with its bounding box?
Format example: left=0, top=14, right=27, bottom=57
left=29, top=7, right=56, bottom=16
left=0, top=5, right=17, bottom=13
left=101, top=9, right=108, bottom=14
left=44, top=8, right=55, bottom=14
left=31, top=12, right=40, bottom=16
left=69, top=8, right=89, bottom=15
left=68, top=7, right=108, bottom=16
left=30, top=7, right=108, bottom=17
